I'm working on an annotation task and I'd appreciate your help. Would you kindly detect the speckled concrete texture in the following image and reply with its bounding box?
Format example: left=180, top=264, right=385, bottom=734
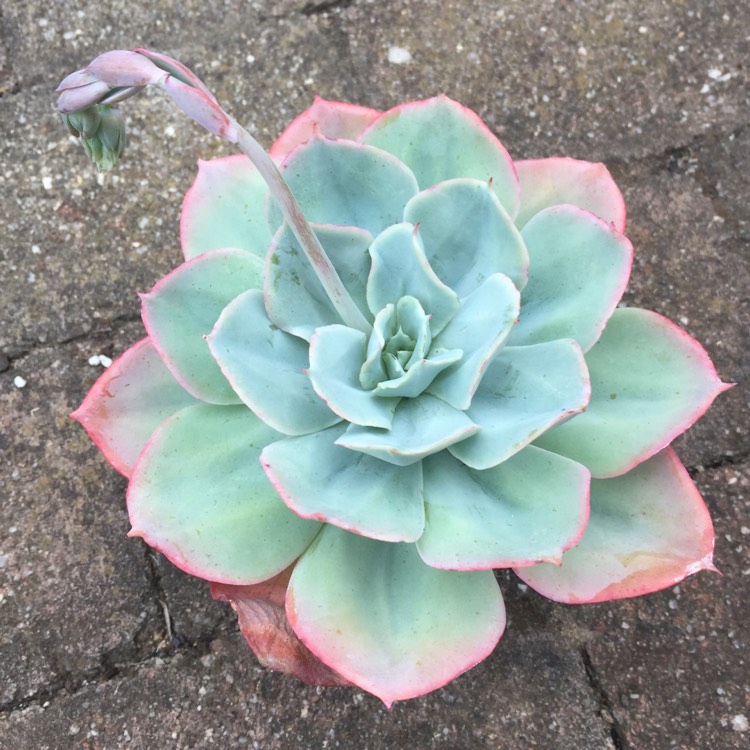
left=1, top=1, right=748, bottom=748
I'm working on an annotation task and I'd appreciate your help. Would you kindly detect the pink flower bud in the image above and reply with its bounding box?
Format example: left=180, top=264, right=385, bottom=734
left=87, top=50, right=164, bottom=88
left=57, top=79, right=111, bottom=114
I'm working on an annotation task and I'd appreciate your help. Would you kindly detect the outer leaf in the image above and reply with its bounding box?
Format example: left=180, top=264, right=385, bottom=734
left=71, top=338, right=198, bottom=478
left=507, top=205, right=632, bottom=351
left=337, top=394, right=479, bottom=466
left=211, top=569, right=352, bottom=687
left=268, top=136, right=419, bottom=236
left=427, top=274, right=520, bottom=410
left=366, top=223, right=459, bottom=333
left=534, top=308, right=730, bottom=478
left=265, top=223, right=373, bottom=341
left=141, top=248, right=264, bottom=404
left=514, top=157, right=627, bottom=231
left=307, top=325, right=398, bottom=428
left=287, top=525, right=505, bottom=706
left=128, top=404, right=321, bottom=584
left=418, top=447, right=590, bottom=569
left=449, top=340, right=590, bottom=470
left=404, top=178, right=529, bottom=295
left=360, top=95, right=520, bottom=218
left=516, top=448, right=716, bottom=603
left=207, top=289, right=340, bottom=436
left=180, top=155, right=272, bottom=260
left=261, top=426, right=425, bottom=542
left=269, top=97, right=380, bottom=159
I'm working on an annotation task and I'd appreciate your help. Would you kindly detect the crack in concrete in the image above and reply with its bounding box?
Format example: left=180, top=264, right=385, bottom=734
left=301, top=0, right=354, bottom=15
left=687, top=451, right=750, bottom=477
left=581, top=646, right=630, bottom=750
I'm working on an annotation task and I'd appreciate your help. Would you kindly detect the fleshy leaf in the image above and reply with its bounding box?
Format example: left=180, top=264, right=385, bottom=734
left=418, top=447, right=590, bottom=569
left=269, top=97, right=380, bottom=159
left=141, top=248, right=263, bottom=404
left=128, top=404, right=321, bottom=584
left=287, top=524, right=505, bottom=706
left=515, top=157, right=626, bottom=232
left=268, top=136, right=419, bottom=236
left=262, top=426, right=425, bottom=542
left=211, top=570, right=352, bottom=687
left=360, top=95, right=520, bottom=218
left=265, top=223, right=373, bottom=341
left=307, top=325, right=398, bottom=428
left=427, top=274, right=520, bottom=410
left=71, top=338, right=199, bottom=478
left=516, top=448, right=715, bottom=603
left=337, top=394, right=479, bottom=466
left=207, top=289, right=340, bottom=436
left=507, top=205, right=633, bottom=351
left=366, top=223, right=459, bottom=334
left=449, top=339, right=590, bottom=469
left=180, top=155, right=273, bottom=261
left=403, top=178, right=529, bottom=295
left=534, top=308, right=730, bottom=478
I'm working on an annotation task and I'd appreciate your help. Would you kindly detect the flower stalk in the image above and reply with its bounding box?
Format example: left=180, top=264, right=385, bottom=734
left=56, top=49, right=371, bottom=334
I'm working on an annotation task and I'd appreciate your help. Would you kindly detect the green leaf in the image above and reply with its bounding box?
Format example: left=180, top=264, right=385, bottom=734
left=366, top=223, right=459, bottom=334
left=181, top=155, right=273, bottom=260
left=287, top=525, right=505, bottom=705
left=268, top=136, right=419, bottom=236
left=534, top=308, right=729, bottom=477
left=128, top=404, right=321, bottom=584
left=516, top=448, right=716, bottom=603
left=265, top=223, right=373, bottom=341
left=449, top=340, right=590, bottom=469
left=141, top=248, right=264, bottom=404
left=208, top=289, right=340, bottom=436
left=360, top=95, right=520, bottom=217
left=507, top=205, right=632, bottom=351
left=337, top=394, right=479, bottom=466
left=404, top=178, right=529, bottom=295
left=514, top=157, right=626, bottom=231
left=427, top=274, right=520, bottom=410
left=71, top=338, right=199, bottom=478
left=308, top=325, right=398, bottom=428
left=418, top=447, right=590, bottom=569
left=262, top=426, right=425, bottom=542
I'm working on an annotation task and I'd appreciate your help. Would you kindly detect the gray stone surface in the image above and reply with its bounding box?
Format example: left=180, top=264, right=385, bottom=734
left=1, top=0, right=748, bottom=748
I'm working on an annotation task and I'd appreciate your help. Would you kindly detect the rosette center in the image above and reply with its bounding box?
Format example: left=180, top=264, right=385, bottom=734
left=359, top=296, right=463, bottom=399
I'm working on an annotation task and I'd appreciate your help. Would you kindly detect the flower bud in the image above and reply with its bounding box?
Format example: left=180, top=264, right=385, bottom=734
left=63, top=104, right=126, bottom=171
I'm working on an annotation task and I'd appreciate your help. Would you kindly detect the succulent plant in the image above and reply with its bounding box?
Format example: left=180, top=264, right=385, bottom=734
left=60, top=50, right=730, bottom=706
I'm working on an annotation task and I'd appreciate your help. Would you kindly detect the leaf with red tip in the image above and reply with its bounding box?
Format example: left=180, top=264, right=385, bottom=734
left=71, top=338, right=199, bottom=478
left=141, top=248, right=263, bottom=405
left=507, top=205, right=632, bottom=352
left=534, top=308, right=730, bottom=478
left=515, top=157, right=626, bottom=231
left=418, top=447, right=590, bottom=570
left=128, top=404, right=321, bottom=584
left=211, top=569, right=352, bottom=686
left=180, top=155, right=273, bottom=261
left=515, top=448, right=716, bottom=603
left=360, top=96, right=520, bottom=218
left=287, top=525, right=505, bottom=705
left=270, top=97, right=380, bottom=159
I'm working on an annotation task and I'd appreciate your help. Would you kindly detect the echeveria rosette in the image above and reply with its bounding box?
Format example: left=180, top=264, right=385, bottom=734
left=70, top=92, right=730, bottom=706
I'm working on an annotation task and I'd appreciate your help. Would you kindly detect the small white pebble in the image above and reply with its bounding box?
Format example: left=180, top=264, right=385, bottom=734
left=13, top=376, right=27, bottom=389
left=42, top=176, right=53, bottom=190
left=246, top=54, right=256, bottom=64
left=638, top=26, right=648, bottom=33
left=88, top=355, right=101, bottom=366
left=31, top=244, right=41, bottom=254
left=577, top=46, right=587, bottom=56
left=731, top=715, right=748, bottom=732
left=388, top=46, right=412, bottom=65
left=164, top=125, right=176, bottom=138
left=98, top=354, right=113, bottom=368
left=517, top=583, right=528, bottom=593
left=621, top=621, right=630, bottom=629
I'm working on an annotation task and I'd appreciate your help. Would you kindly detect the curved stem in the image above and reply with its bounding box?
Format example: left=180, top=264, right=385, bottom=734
left=230, top=119, right=372, bottom=335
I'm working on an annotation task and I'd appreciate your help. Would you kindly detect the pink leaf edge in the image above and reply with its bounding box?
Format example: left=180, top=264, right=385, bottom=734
left=269, top=97, right=380, bottom=160
left=211, top=566, right=352, bottom=688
